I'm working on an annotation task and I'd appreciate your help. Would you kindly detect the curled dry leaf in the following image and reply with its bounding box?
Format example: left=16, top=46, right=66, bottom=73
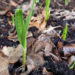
left=7, top=11, right=13, bottom=17
left=57, top=41, right=63, bottom=49
left=32, top=34, right=55, bottom=56
left=1, top=44, right=23, bottom=63
left=27, top=37, right=35, bottom=48
left=1, top=36, right=35, bottom=64
left=42, top=67, right=48, bottom=75
left=25, top=53, right=45, bottom=75
left=30, top=14, right=46, bottom=31
left=8, top=21, right=12, bottom=26
left=8, top=30, right=33, bottom=42
left=57, top=41, right=63, bottom=57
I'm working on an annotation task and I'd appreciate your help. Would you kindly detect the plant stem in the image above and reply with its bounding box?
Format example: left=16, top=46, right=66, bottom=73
left=23, top=47, right=27, bottom=65
left=65, top=0, right=68, bottom=6
left=22, top=38, right=27, bottom=71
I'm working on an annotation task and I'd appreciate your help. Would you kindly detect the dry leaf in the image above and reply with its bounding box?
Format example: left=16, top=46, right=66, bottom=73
left=1, top=36, right=35, bottom=64
left=8, top=30, right=33, bottom=42
left=68, top=56, right=75, bottom=66
left=27, top=37, right=35, bottom=48
left=8, top=21, right=12, bottom=26
left=2, top=44, right=23, bottom=63
left=30, top=14, right=46, bottom=31
left=0, top=0, right=11, bottom=15
left=25, top=53, right=45, bottom=75
left=7, top=11, right=13, bottom=17
left=42, top=9, right=45, bottom=16
left=42, top=67, right=53, bottom=75
left=63, top=44, right=75, bottom=56
left=0, top=53, right=9, bottom=75
left=32, top=34, right=55, bottom=56
left=42, top=26, right=61, bottom=35
left=10, top=0, right=18, bottom=7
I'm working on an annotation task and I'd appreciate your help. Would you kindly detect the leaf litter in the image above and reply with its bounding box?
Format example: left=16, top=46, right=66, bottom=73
left=0, top=0, right=75, bottom=75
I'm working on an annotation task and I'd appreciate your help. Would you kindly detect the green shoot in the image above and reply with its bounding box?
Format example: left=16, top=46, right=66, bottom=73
left=15, top=9, right=26, bottom=66
left=65, top=0, right=69, bottom=6
left=70, top=61, right=75, bottom=69
left=45, top=0, right=51, bottom=21
left=12, top=15, right=14, bottom=25
left=62, top=23, right=68, bottom=40
left=36, top=0, right=39, bottom=3
left=15, top=0, right=36, bottom=68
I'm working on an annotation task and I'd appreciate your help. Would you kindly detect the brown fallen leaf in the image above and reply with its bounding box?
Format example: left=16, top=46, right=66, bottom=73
left=22, top=0, right=34, bottom=12
left=0, top=0, right=11, bottom=15
left=9, top=0, right=18, bottom=7
left=25, top=10, right=31, bottom=16
left=42, top=9, right=45, bottom=17
left=1, top=36, right=35, bottom=64
left=8, top=30, right=33, bottom=42
left=24, top=53, right=45, bottom=75
left=42, top=26, right=61, bottom=34
left=1, top=44, right=23, bottom=63
left=17, top=53, right=45, bottom=75
left=8, top=21, right=12, bottom=26
left=7, top=11, right=13, bottom=17
left=8, top=30, right=18, bottom=42
left=68, top=55, right=75, bottom=66
left=29, top=14, right=46, bottom=31
left=63, top=44, right=75, bottom=56
left=32, top=34, right=55, bottom=56
left=27, top=37, right=35, bottom=48
left=42, top=67, right=53, bottom=75
left=0, top=52, right=9, bottom=75
left=42, top=67, right=48, bottom=75
left=57, top=40, right=63, bottom=57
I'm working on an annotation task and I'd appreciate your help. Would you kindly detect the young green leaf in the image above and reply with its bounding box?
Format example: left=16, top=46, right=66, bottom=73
left=65, top=0, right=69, bottom=6
left=45, top=0, right=51, bottom=21
left=70, top=61, right=75, bottom=69
left=15, top=0, right=36, bottom=66
left=62, top=23, right=68, bottom=40
left=15, top=9, right=25, bottom=47
left=36, top=0, right=39, bottom=3
left=12, top=15, right=14, bottom=25
left=23, top=0, right=36, bottom=65
left=25, top=0, right=36, bottom=33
